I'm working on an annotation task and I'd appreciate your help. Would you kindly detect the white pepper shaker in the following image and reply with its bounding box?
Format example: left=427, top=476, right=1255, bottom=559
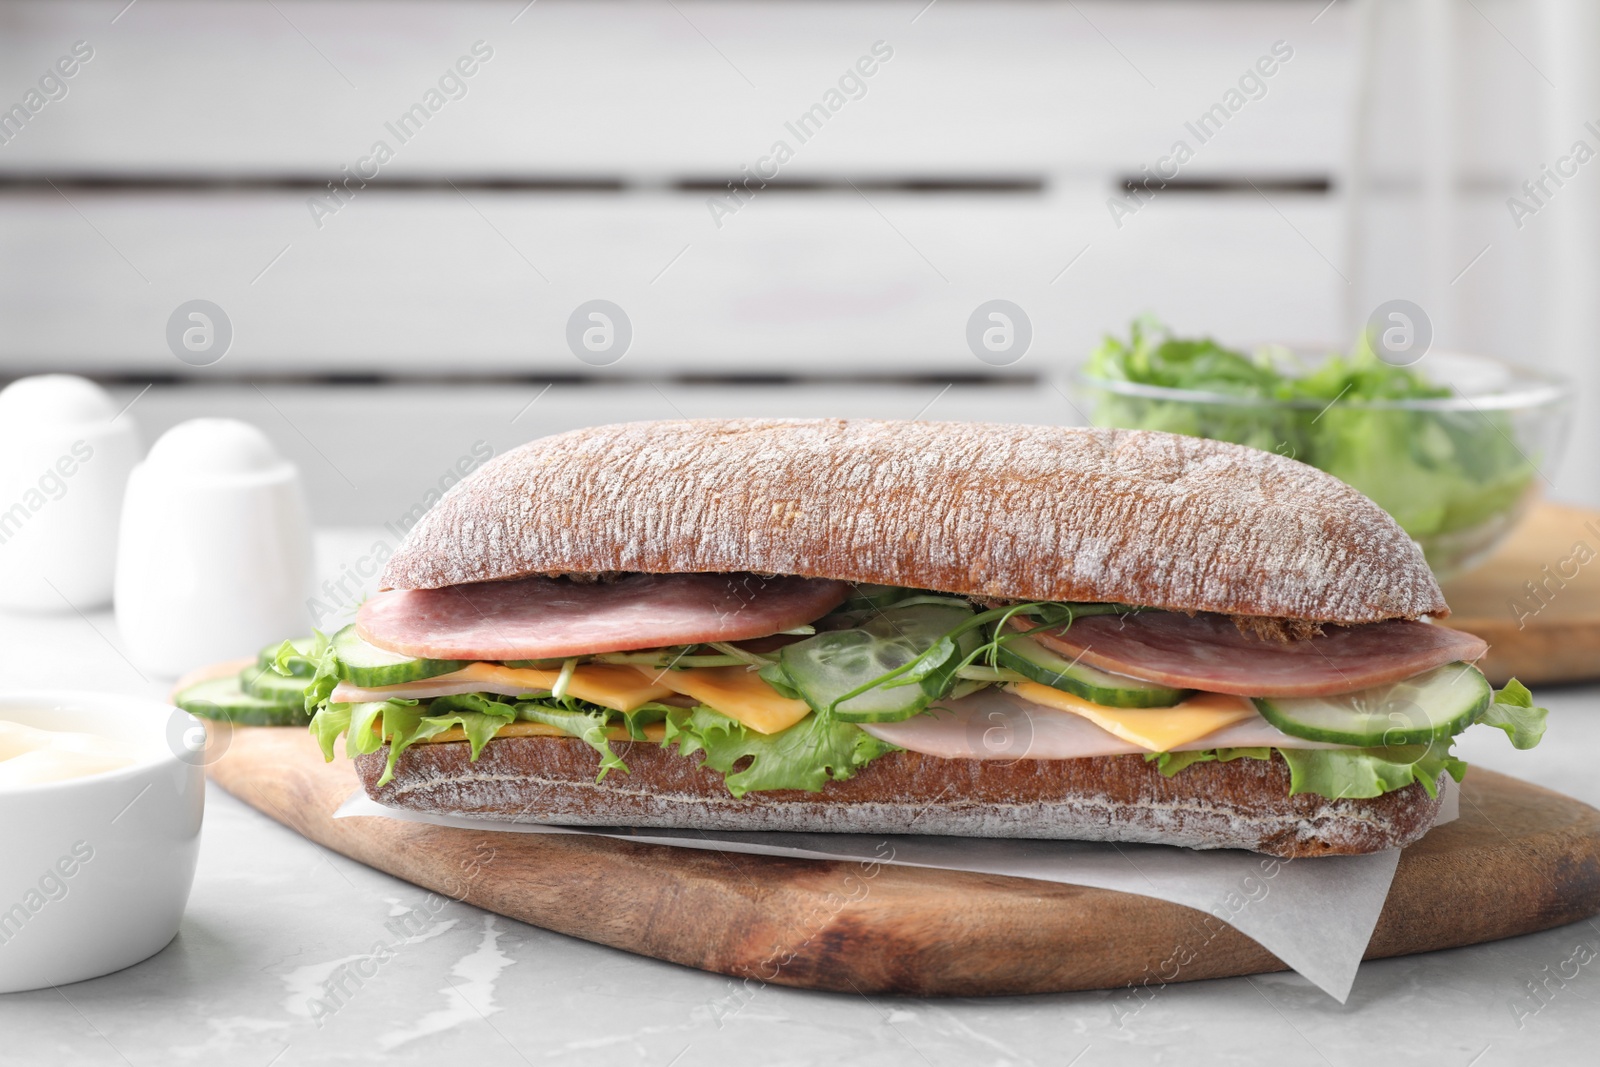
left=0, top=375, right=141, bottom=612
left=114, top=418, right=312, bottom=677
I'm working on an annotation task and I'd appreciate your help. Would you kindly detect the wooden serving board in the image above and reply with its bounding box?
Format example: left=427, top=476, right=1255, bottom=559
left=1441, top=502, right=1600, bottom=685
left=208, top=725, right=1600, bottom=995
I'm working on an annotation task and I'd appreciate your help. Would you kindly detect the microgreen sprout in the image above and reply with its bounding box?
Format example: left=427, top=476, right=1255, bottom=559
left=708, top=641, right=779, bottom=670
left=551, top=657, right=579, bottom=702
left=817, top=600, right=1148, bottom=716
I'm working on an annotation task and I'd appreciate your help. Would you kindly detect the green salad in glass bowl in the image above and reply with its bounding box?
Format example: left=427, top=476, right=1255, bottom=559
left=1074, top=318, right=1572, bottom=577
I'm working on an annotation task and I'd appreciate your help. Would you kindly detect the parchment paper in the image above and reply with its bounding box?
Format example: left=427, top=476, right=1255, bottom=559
left=335, top=777, right=1457, bottom=1001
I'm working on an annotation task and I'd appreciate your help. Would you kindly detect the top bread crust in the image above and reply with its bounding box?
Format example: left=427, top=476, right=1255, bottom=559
left=379, top=419, right=1447, bottom=623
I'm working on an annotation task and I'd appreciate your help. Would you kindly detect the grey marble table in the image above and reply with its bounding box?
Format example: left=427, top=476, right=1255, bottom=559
left=2, top=532, right=1598, bottom=1066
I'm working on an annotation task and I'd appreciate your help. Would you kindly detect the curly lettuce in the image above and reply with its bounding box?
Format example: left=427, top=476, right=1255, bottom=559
left=662, top=706, right=898, bottom=797
left=309, top=691, right=646, bottom=787
left=510, top=700, right=626, bottom=779
left=1146, top=743, right=1464, bottom=799
left=1278, top=743, right=1468, bottom=800
left=1475, top=678, right=1547, bottom=749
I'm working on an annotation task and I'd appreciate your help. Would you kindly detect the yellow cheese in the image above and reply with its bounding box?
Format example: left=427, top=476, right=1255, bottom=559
left=417, top=720, right=667, bottom=745
left=434, top=663, right=675, bottom=712
left=634, top=665, right=811, bottom=735
left=1008, top=682, right=1258, bottom=751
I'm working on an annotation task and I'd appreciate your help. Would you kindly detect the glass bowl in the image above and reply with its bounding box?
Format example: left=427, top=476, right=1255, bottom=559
left=1071, top=351, right=1573, bottom=578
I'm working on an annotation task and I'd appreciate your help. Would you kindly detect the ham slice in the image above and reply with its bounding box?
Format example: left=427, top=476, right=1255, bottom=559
left=1029, top=613, right=1488, bottom=698
left=357, top=572, right=851, bottom=661
left=861, top=688, right=1347, bottom=759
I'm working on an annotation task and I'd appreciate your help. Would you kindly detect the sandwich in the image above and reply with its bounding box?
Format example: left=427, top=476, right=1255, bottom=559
left=253, top=419, right=1551, bottom=857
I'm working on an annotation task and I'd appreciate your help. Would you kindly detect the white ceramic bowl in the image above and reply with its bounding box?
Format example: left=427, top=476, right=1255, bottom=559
left=0, top=692, right=205, bottom=993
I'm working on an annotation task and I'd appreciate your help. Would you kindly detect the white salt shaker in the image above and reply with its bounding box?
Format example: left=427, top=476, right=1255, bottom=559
left=114, top=418, right=313, bottom=677
left=0, top=375, right=141, bottom=612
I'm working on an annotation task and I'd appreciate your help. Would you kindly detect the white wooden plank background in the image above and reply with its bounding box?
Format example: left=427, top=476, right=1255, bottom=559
left=0, top=0, right=1357, bottom=173
left=0, top=0, right=1358, bottom=375
left=0, top=187, right=1349, bottom=375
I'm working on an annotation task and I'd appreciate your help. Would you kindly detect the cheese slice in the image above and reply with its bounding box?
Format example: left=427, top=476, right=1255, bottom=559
left=634, top=665, right=811, bottom=735
left=341, top=662, right=676, bottom=713
left=457, top=663, right=679, bottom=712
left=418, top=720, right=668, bottom=745
left=1008, top=682, right=1258, bottom=751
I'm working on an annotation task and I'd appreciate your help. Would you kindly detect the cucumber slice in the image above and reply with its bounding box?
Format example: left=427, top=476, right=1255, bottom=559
left=258, top=636, right=318, bottom=677
left=995, top=633, right=1190, bottom=708
left=1254, top=662, right=1490, bottom=747
left=332, top=624, right=468, bottom=688
left=503, top=658, right=572, bottom=670
left=240, top=664, right=314, bottom=703
left=778, top=603, right=980, bottom=722
left=175, top=673, right=311, bottom=726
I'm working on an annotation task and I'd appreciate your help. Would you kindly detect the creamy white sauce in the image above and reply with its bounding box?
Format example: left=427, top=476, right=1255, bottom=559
left=0, top=719, right=139, bottom=786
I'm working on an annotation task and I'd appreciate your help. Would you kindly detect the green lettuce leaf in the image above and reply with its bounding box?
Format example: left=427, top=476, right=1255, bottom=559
left=1277, top=741, right=1467, bottom=800
left=267, top=635, right=320, bottom=678
left=371, top=702, right=427, bottom=785
left=663, top=706, right=897, bottom=798
left=426, top=692, right=517, bottom=719
left=614, top=701, right=676, bottom=741
left=308, top=698, right=456, bottom=786
left=415, top=693, right=518, bottom=760
left=1146, top=743, right=1467, bottom=800
left=1476, top=678, right=1549, bottom=750
left=758, top=662, right=802, bottom=699
left=512, top=700, right=628, bottom=779
left=309, top=702, right=354, bottom=761
left=307, top=689, right=638, bottom=785
left=410, top=712, right=512, bottom=760
left=1146, top=747, right=1270, bottom=776
left=301, top=630, right=342, bottom=716
left=344, top=700, right=396, bottom=757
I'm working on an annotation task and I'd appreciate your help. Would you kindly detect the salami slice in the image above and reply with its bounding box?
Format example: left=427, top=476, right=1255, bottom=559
left=356, top=572, right=851, bottom=661
left=1030, top=613, right=1488, bottom=698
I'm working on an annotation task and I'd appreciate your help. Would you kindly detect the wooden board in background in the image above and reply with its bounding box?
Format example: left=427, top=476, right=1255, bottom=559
left=207, top=725, right=1600, bottom=996
left=1441, top=502, right=1600, bottom=685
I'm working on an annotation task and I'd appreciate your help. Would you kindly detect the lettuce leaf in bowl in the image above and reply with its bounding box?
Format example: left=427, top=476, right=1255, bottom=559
left=1082, top=318, right=1538, bottom=548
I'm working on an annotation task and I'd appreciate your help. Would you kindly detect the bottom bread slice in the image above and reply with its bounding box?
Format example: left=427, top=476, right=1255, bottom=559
left=354, top=735, right=1443, bottom=858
